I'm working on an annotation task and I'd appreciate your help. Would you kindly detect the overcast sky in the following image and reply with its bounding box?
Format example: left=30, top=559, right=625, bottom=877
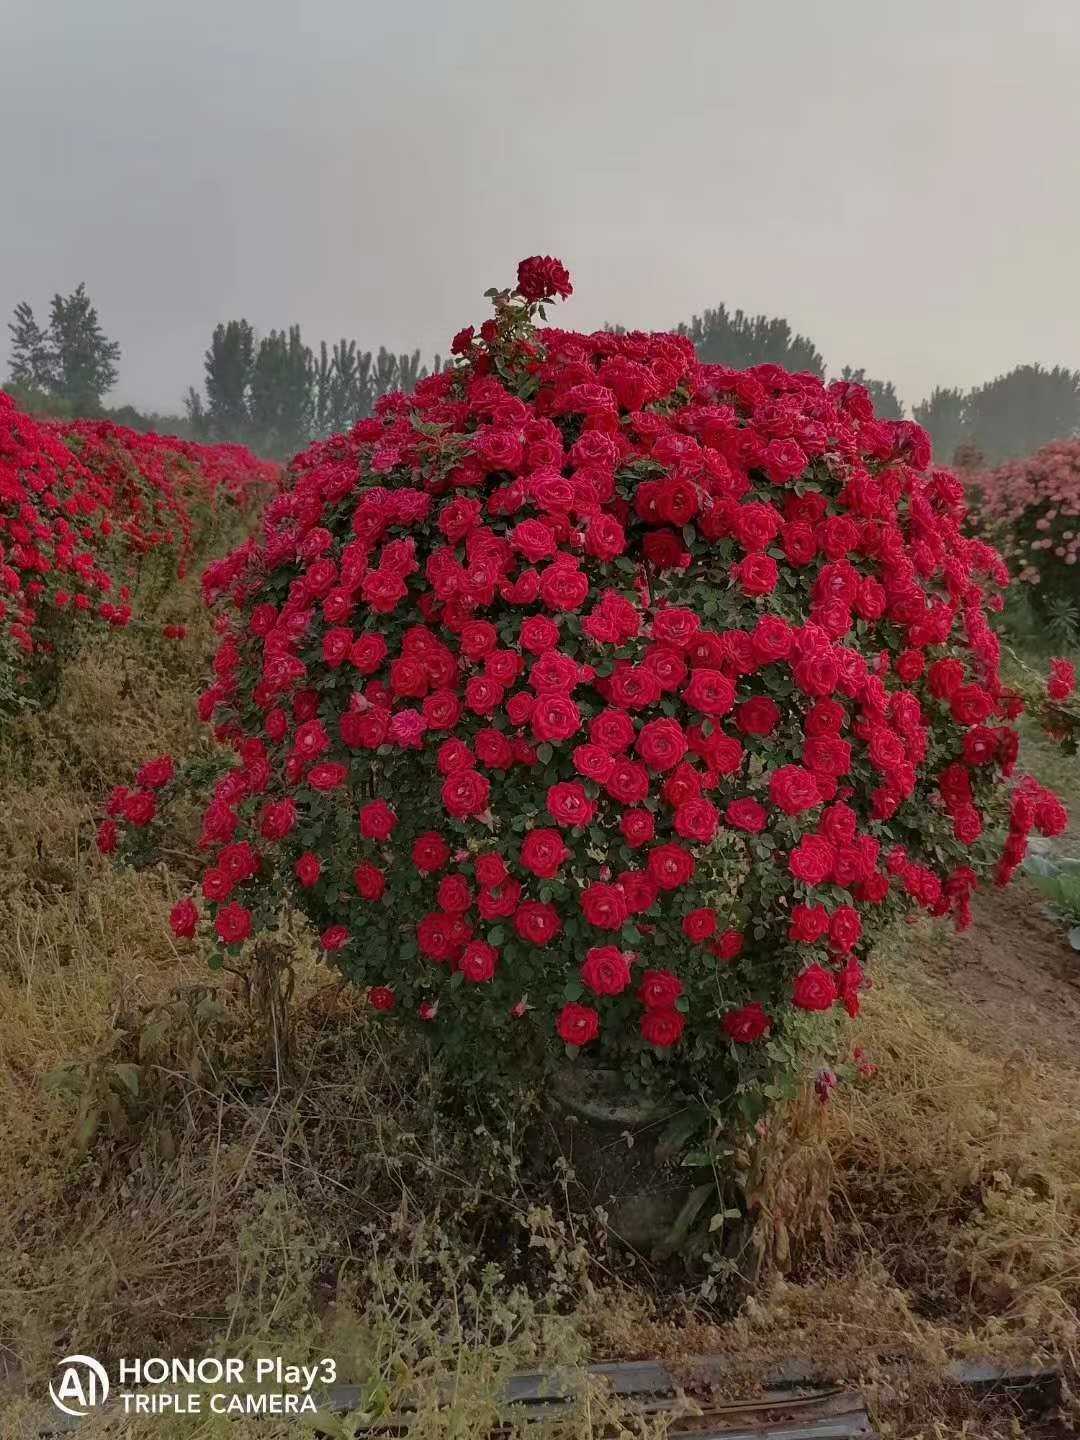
left=3, top=0, right=1079, bottom=415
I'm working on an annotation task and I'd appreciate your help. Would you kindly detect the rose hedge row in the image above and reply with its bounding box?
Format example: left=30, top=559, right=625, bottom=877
left=0, top=393, right=277, bottom=705
left=101, top=259, right=1068, bottom=1123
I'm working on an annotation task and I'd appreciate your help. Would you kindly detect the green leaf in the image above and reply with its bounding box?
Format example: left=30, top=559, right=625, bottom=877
left=680, top=1149, right=711, bottom=1168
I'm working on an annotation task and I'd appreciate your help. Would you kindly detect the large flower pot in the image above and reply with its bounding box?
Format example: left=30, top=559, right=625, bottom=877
left=547, top=1062, right=695, bottom=1254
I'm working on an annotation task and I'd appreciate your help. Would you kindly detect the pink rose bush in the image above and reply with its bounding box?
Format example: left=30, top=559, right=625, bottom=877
left=969, top=439, right=1080, bottom=615
left=103, top=258, right=1067, bottom=1122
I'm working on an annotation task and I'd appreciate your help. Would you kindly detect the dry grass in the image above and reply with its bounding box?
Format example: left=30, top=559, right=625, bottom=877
left=2, top=609, right=1080, bottom=1438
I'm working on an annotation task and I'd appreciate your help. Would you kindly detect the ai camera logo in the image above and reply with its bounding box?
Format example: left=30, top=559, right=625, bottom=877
left=49, top=1355, right=110, bottom=1417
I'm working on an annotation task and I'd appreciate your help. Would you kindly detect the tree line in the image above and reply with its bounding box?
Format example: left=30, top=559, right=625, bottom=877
left=7, top=283, right=1080, bottom=466
left=182, top=320, right=442, bottom=457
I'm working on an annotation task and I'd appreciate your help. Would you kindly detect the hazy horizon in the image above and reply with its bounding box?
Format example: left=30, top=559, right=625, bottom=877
left=3, top=0, right=1079, bottom=415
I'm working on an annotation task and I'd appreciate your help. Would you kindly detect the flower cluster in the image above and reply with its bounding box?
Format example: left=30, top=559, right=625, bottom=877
left=103, top=259, right=1066, bottom=1116
left=56, top=419, right=278, bottom=580
left=970, top=439, right=1080, bottom=612
left=0, top=393, right=275, bottom=703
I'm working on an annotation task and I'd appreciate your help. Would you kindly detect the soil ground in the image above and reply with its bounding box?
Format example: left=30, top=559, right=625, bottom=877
left=922, top=878, right=1080, bottom=1064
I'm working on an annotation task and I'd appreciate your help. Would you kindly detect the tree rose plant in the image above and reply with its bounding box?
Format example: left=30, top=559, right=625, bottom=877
left=105, top=258, right=1067, bottom=1131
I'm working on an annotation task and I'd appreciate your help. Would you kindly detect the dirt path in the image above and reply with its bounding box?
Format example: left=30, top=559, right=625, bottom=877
left=914, top=878, right=1080, bottom=1066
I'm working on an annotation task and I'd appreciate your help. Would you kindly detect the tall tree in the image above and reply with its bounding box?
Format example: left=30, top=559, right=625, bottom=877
left=962, top=364, right=1080, bottom=464
left=396, top=349, right=424, bottom=392
left=913, top=386, right=967, bottom=464
left=249, top=325, right=314, bottom=458
left=203, top=320, right=255, bottom=442
left=312, top=340, right=333, bottom=438
left=47, top=283, right=121, bottom=412
left=676, top=304, right=825, bottom=376
left=838, top=365, right=904, bottom=420
left=183, top=387, right=210, bottom=440
left=6, top=301, right=54, bottom=392
left=325, top=339, right=366, bottom=432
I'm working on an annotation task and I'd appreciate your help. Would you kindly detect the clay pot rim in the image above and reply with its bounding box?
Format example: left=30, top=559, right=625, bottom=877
left=551, top=1061, right=676, bottom=1128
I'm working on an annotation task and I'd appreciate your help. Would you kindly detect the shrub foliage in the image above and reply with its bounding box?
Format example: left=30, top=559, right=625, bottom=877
left=105, top=259, right=1067, bottom=1128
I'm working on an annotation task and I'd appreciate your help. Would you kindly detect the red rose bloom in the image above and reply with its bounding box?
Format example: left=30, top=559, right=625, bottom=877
left=359, top=799, right=397, bottom=840
left=137, top=754, right=175, bottom=790
left=520, top=614, right=560, bottom=653
left=309, top=762, right=347, bottom=792
left=539, top=563, right=589, bottom=612
left=260, top=798, right=297, bottom=841
left=682, top=907, right=717, bottom=942
left=215, top=902, right=252, bottom=945
left=683, top=668, right=735, bottom=716
left=580, top=882, right=628, bottom=931
left=731, top=553, right=778, bottom=597
left=792, top=963, right=838, bottom=1011
left=620, top=809, right=655, bottom=847
left=645, top=843, right=695, bottom=890
left=170, top=897, right=198, bottom=938
left=590, top=707, right=635, bottom=752
left=605, top=758, right=650, bottom=805
left=546, top=781, right=596, bottom=828
left=652, top=607, right=699, bottom=647
left=635, top=717, right=689, bottom=771
left=295, top=853, right=321, bottom=888
left=556, top=1001, right=599, bottom=1047
left=789, top=835, right=836, bottom=886
left=418, top=912, right=455, bottom=961
left=437, top=873, right=473, bottom=913
left=713, top=929, right=744, bottom=961
left=354, top=862, right=386, bottom=900
left=520, top=827, right=570, bottom=878
left=122, top=790, right=156, bottom=826
left=413, top=832, right=451, bottom=873
left=726, top=798, right=768, bottom=833
left=618, top=868, right=658, bottom=913
left=478, top=878, right=521, bottom=919
left=516, top=255, right=573, bottom=302
left=514, top=900, right=562, bottom=945
left=735, top=696, right=781, bottom=735
left=789, top=902, right=830, bottom=942
left=768, top=765, right=822, bottom=816
left=581, top=945, right=632, bottom=996
left=475, top=852, right=509, bottom=888
left=641, top=1008, right=685, bottom=1048
left=1048, top=657, right=1076, bottom=702
left=638, top=968, right=683, bottom=1009
left=723, top=1002, right=772, bottom=1043
left=674, top=797, right=720, bottom=842
left=369, top=986, right=396, bottom=1012
left=531, top=692, right=581, bottom=742
left=460, top=940, right=498, bottom=983
left=442, top=769, right=491, bottom=818
left=349, top=633, right=388, bottom=674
